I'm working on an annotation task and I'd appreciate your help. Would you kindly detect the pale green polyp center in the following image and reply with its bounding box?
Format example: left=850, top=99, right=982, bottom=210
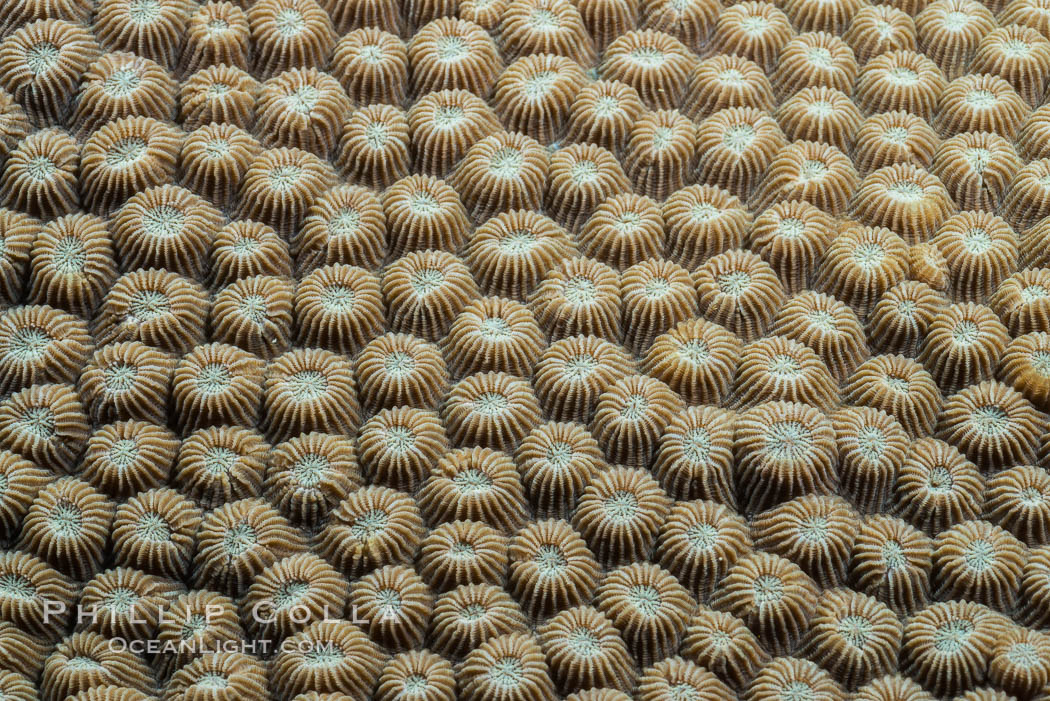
left=104, top=69, right=142, bottom=97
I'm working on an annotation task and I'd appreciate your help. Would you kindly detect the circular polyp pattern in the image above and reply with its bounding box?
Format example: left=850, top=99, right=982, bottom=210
left=294, top=263, right=385, bottom=356
left=1019, top=104, right=1050, bottom=161
left=1001, top=158, right=1050, bottom=233
left=594, top=562, right=695, bottom=668
left=900, top=600, right=1007, bottom=698
left=733, top=401, right=838, bottom=514
left=847, top=163, right=956, bottom=246
left=931, top=131, right=1021, bottom=212
left=770, top=31, right=858, bottom=100
left=528, top=256, right=622, bottom=343
left=79, top=116, right=180, bottom=216
left=514, top=421, right=606, bottom=519
left=639, top=0, right=720, bottom=53
left=165, top=653, right=267, bottom=701
left=463, top=209, right=576, bottom=301
left=375, top=651, right=456, bottom=701
left=636, top=657, right=735, bottom=701
left=331, top=28, right=407, bottom=107
left=262, top=347, right=359, bottom=443
left=831, top=406, right=909, bottom=513
left=93, top=0, right=190, bottom=70
left=0, top=208, right=35, bottom=307
left=192, top=497, right=305, bottom=597
left=508, top=519, right=601, bottom=620
left=894, top=436, right=984, bottom=535
left=442, top=371, right=542, bottom=453
left=770, top=291, right=869, bottom=381
left=599, top=30, right=696, bottom=111
left=26, top=213, right=115, bottom=319
left=916, top=0, right=996, bottom=80
left=209, top=275, right=294, bottom=361
left=753, top=494, right=860, bottom=588
left=270, top=620, right=385, bottom=700
left=180, top=1, right=251, bottom=75
left=359, top=407, right=447, bottom=491
left=693, top=249, right=786, bottom=343
left=173, top=425, right=267, bottom=510
left=622, top=109, right=698, bottom=203
left=781, top=0, right=862, bottom=33
left=241, top=552, right=348, bottom=643
left=642, top=317, right=741, bottom=407
left=337, top=105, right=412, bottom=189
left=709, top=1, right=794, bottom=74
left=681, top=54, right=775, bottom=123
left=492, top=53, right=588, bottom=146
left=0, top=19, right=99, bottom=126
left=416, top=446, right=528, bottom=533
left=544, top=143, right=631, bottom=234
left=852, top=112, right=940, bottom=179
left=654, top=499, right=751, bottom=601
left=457, top=632, right=558, bottom=701
left=247, top=0, right=335, bottom=79
left=938, top=379, right=1041, bottom=472
left=0, top=549, right=73, bottom=640
left=909, top=242, right=950, bottom=293
left=20, top=477, right=111, bottom=582
left=844, top=4, right=917, bottom=64
left=498, top=0, right=596, bottom=65
left=589, top=373, right=684, bottom=469
left=382, top=174, right=470, bottom=258
left=407, top=88, right=500, bottom=179
left=178, top=64, right=259, bottom=131
left=932, top=518, right=1026, bottom=611
left=987, top=628, right=1050, bottom=701
left=170, top=342, right=264, bottom=434
left=564, top=79, right=646, bottom=156
left=441, top=296, right=545, bottom=378
left=111, top=185, right=221, bottom=281
left=681, top=608, right=771, bottom=693
left=382, top=249, right=479, bottom=342
left=356, top=333, right=449, bottom=414
left=110, top=487, right=201, bottom=579
left=662, top=184, right=751, bottom=271
left=234, top=147, right=334, bottom=239
left=579, top=0, right=638, bottom=51
left=0, top=381, right=87, bottom=473
left=408, top=17, right=502, bottom=98
left=71, top=52, right=176, bottom=136
left=349, top=564, right=433, bottom=652
left=799, top=588, right=903, bottom=691
left=417, top=519, right=508, bottom=592
left=694, top=107, right=787, bottom=202
left=76, top=566, right=178, bottom=643
left=918, top=301, right=1009, bottom=394
left=850, top=515, right=933, bottom=617
left=294, top=184, right=386, bottom=276
left=775, top=86, right=863, bottom=154
left=710, top=550, right=819, bottom=657
left=531, top=334, right=636, bottom=423
left=934, top=73, right=1030, bottom=139
left=78, top=341, right=172, bottom=426
left=621, top=257, right=698, bottom=357
left=970, top=25, right=1050, bottom=108
left=746, top=657, right=848, bottom=701
left=0, top=127, right=77, bottom=220
left=93, top=269, right=208, bottom=355
left=426, top=583, right=528, bottom=659
left=998, top=332, right=1050, bottom=412
left=449, top=130, right=549, bottom=224
left=730, top=335, right=841, bottom=411
left=747, top=200, right=834, bottom=296
left=750, top=140, right=859, bottom=217
left=538, top=605, right=635, bottom=695
left=816, top=224, right=909, bottom=317
left=931, top=210, right=1017, bottom=304
left=651, top=394, right=734, bottom=503
left=209, top=220, right=291, bottom=289
left=254, top=68, right=351, bottom=160
left=318, top=0, right=401, bottom=35
left=0, top=305, right=90, bottom=396
left=845, top=354, right=943, bottom=438
left=41, top=631, right=152, bottom=701
left=80, top=420, right=178, bottom=499
left=179, top=124, right=261, bottom=210
left=571, top=465, right=670, bottom=567
left=0, top=448, right=50, bottom=541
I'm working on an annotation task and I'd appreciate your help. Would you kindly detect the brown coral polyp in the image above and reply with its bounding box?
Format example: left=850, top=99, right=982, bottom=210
left=209, top=219, right=292, bottom=288
left=538, top=605, right=635, bottom=695
left=662, top=184, right=750, bottom=271
left=600, top=29, right=696, bottom=111
left=530, top=334, right=635, bottom=422
left=294, top=263, right=385, bottom=356
left=831, top=406, right=909, bottom=513
left=770, top=31, right=858, bottom=99
left=572, top=465, right=670, bottom=567
left=654, top=499, right=751, bottom=600
left=0, top=127, right=79, bottom=220
left=931, top=130, right=1020, bottom=212
left=845, top=354, right=943, bottom=438
left=750, top=140, right=859, bottom=217
left=80, top=116, right=180, bottom=216
left=528, top=257, right=622, bottom=343
left=80, top=420, right=177, bottom=499
left=407, top=88, right=500, bottom=179
left=234, top=146, right=333, bottom=238
left=643, top=318, right=741, bottom=407
left=934, top=73, right=1030, bottom=139
left=408, top=17, right=502, bottom=98
left=545, top=143, right=631, bottom=234
left=331, top=28, right=408, bottom=106
left=209, top=274, right=295, bottom=360
left=93, top=269, right=208, bottom=355
left=382, top=173, right=470, bottom=257
left=916, top=0, right=996, bottom=80
left=622, top=108, right=698, bottom=202
left=492, top=53, right=588, bottom=146
left=358, top=406, right=447, bottom=491
left=293, top=184, right=386, bottom=275
left=417, top=519, right=508, bottom=591
left=441, top=296, right=545, bottom=378
left=110, top=487, right=201, bottom=579
left=852, top=111, right=940, bottom=179
left=441, top=371, right=541, bottom=453
left=247, top=0, right=336, bottom=79
left=356, top=332, right=449, bottom=414
left=172, top=425, right=268, bottom=509
left=449, top=130, right=549, bottom=223
left=709, top=1, right=794, bottom=74
left=262, top=347, right=360, bottom=443
left=255, top=67, right=351, bottom=160
left=417, top=446, right=528, bottom=532
left=93, top=0, right=190, bottom=70
left=564, top=79, right=646, bottom=156
left=180, top=1, right=251, bottom=75
left=498, top=0, right=597, bottom=64
left=693, top=249, right=785, bottom=343
left=72, top=52, right=176, bottom=136
left=27, top=213, right=116, bottom=318
left=508, top=519, right=600, bottom=620
left=730, top=335, right=841, bottom=411
left=382, top=249, right=479, bottom=342
left=847, top=163, right=956, bottom=245
left=336, top=104, right=411, bottom=190
left=682, top=54, right=774, bottom=123
left=694, top=107, right=787, bottom=202
left=514, top=420, right=606, bottom=519
left=178, top=64, right=258, bottom=131
left=771, top=291, right=869, bottom=381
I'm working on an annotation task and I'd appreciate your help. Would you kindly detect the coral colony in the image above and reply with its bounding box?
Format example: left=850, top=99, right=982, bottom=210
left=6, top=0, right=1050, bottom=698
